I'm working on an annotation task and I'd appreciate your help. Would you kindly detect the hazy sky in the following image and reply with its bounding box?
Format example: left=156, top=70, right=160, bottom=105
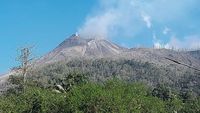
left=0, top=0, right=200, bottom=73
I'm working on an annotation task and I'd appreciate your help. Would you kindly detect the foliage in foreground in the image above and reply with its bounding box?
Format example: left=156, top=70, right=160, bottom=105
left=0, top=79, right=200, bottom=113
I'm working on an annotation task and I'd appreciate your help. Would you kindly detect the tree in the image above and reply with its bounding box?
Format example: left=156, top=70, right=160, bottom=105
left=152, top=84, right=172, bottom=101
left=16, top=47, right=34, bottom=91
left=61, top=72, right=88, bottom=91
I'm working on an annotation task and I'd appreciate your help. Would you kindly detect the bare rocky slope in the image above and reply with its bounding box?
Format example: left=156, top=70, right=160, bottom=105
left=36, top=34, right=200, bottom=70
left=36, top=34, right=126, bottom=64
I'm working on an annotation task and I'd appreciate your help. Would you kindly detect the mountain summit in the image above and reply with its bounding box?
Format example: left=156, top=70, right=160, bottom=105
left=37, top=34, right=125, bottom=64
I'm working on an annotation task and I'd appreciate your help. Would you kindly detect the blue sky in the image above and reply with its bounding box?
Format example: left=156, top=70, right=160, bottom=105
left=0, top=0, right=200, bottom=73
left=0, top=0, right=96, bottom=73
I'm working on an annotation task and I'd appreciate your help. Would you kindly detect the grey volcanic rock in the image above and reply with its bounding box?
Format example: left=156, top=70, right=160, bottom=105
left=36, top=34, right=200, bottom=70
left=124, top=48, right=200, bottom=68
left=37, top=34, right=126, bottom=64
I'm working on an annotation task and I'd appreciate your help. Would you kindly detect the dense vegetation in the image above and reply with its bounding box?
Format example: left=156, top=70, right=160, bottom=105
left=0, top=71, right=200, bottom=113
left=1, top=59, right=200, bottom=112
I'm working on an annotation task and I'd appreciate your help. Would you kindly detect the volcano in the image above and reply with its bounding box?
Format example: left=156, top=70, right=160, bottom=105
left=37, top=34, right=126, bottom=64
left=35, top=34, right=200, bottom=70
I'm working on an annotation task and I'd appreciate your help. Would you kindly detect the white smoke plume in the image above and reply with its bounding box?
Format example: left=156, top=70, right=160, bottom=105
left=141, top=12, right=152, bottom=29
left=163, top=27, right=171, bottom=35
left=78, top=0, right=199, bottom=49
left=78, top=0, right=143, bottom=39
left=165, top=35, right=200, bottom=50
left=153, top=35, right=200, bottom=50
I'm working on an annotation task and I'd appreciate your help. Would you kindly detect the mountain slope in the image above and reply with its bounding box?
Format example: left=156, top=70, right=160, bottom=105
left=37, top=34, right=126, bottom=64
left=36, top=34, right=200, bottom=70
left=187, top=50, right=200, bottom=60
left=124, top=48, right=200, bottom=69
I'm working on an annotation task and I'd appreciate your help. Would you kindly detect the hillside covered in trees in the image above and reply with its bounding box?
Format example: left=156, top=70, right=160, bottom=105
left=0, top=57, right=199, bottom=112
left=31, top=59, right=200, bottom=96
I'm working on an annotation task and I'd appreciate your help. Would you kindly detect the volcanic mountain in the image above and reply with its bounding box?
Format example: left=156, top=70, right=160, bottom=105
left=1, top=33, right=200, bottom=95
left=36, top=34, right=126, bottom=64
left=36, top=34, right=200, bottom=70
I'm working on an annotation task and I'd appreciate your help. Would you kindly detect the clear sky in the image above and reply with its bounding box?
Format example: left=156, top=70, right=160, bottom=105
left=0, top=0, right=200, bottom=73
left=0, top=0, right=96, bottom=73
